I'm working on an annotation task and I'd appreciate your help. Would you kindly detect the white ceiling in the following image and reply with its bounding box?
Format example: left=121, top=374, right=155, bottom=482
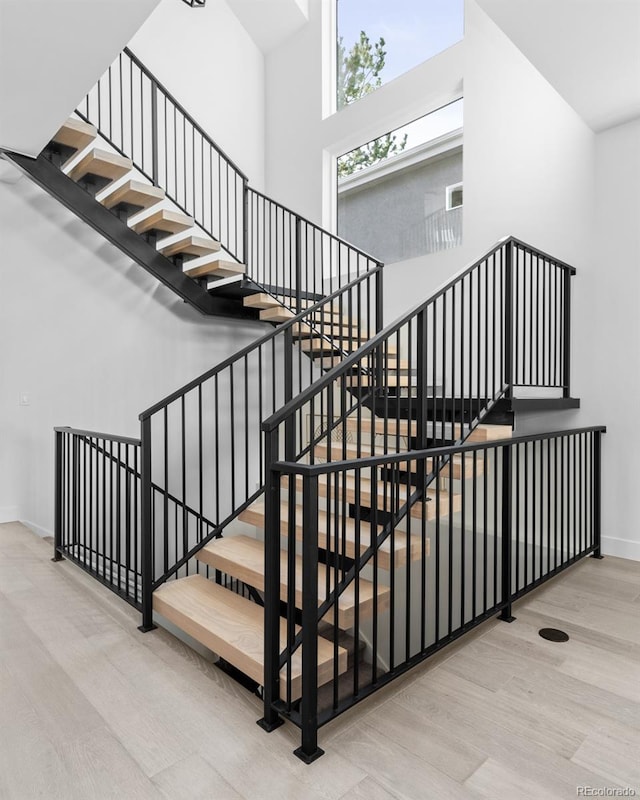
left=477, top=0, right=640, bottom=132
left=226, top=0, right=309, bottom=54
left=0, top=0, right=159, bottom=157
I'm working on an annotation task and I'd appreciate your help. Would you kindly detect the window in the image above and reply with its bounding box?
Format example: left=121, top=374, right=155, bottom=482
left=446, top=182, right=463, bottom=210
left=337, top=101, right=463, bottom=262
left=337, top=0, right=464, bottom=109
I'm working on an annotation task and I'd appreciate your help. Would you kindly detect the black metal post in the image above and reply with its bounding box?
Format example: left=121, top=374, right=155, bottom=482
left=151, top=81, right=158, bottom=186
left=284, top=327, right=295, bottom=460
left=562, top=269, right=572, bottom=398
left=504, top=241, right=514, bottom=399
left=499, top=445, right=516, bottom=622
left=294, top=473, right=323, bottom=763
left=52, top=430, right=65, bottom=562
left=257, top=429, right=285, bottom=733
left=295, top=217, right=302, bottom=314
left=416, top=310, right=429, bottom=450
left=242, top=179, right=249, bottom=268
left=375, top=265, right=384, bottom=334
left=591, top=431, right=604, bottom=559
left=138, top=416, right=157, bottom=632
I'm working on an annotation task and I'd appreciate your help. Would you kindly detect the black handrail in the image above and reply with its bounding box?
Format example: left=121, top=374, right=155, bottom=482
left=271, top=425, right=606, bottom=474
left=54, top=425, right=141, bottom=446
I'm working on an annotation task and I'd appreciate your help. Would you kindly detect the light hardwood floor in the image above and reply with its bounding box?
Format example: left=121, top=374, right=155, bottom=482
left=0, top=521, right=638, bottom=800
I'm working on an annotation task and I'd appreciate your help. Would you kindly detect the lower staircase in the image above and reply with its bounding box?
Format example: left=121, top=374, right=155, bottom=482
left=149, top=275, right=513, bottom=701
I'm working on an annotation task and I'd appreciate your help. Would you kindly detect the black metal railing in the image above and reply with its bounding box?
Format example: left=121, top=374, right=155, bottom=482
left=77, top=48, right=248, bottom=263
left=137, top=262, right=383, bottom=629
left=74, top=48, right=388, bottom=316
left=262, top=236, right=575, bottom=486
left=246, top=189, right=378, bottom=309
left=53, top=427, right=143, bottom=608
left=263, top=426, right=604, bottom=759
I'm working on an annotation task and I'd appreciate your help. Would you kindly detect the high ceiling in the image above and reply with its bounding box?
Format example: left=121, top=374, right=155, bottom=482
left=226, top=0, right=309, bottom=54
left=477, top=0, right=640, bottom=132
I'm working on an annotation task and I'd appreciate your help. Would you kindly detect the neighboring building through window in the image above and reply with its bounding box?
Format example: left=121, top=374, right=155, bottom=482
left=446, top=182, right=463, bottom=210
left=337, top=0, right=464, bottom=109
left=337, top=100, right=463, bottom=263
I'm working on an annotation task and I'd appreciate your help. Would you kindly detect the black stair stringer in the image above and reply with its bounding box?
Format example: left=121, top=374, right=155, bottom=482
left=2, top=150, right=259, bottom=322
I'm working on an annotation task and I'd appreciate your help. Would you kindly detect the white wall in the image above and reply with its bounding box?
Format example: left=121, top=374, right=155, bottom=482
left=591, top=118, right=640, bottom=559
left=0, top=0, right=159, bottom=157
left=129, top=0, right=266, bottom=189
left=0, top=174, right=270, bottom=533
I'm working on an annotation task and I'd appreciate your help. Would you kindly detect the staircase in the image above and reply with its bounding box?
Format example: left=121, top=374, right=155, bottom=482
left=24, top=46, right=605, bottom=764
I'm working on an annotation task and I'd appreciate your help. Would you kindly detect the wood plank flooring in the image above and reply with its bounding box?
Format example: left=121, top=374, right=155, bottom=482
left=0, top=521, right=638, bottom=800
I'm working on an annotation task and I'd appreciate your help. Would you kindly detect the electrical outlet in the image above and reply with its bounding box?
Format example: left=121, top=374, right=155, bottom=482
left=19, top=391, right=30, bottom=406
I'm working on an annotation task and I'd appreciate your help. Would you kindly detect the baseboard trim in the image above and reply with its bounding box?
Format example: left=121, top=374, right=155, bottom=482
left=0, top=507, right=19, bottom=524
left=21, top=519, right=53, bottom=539
left=601, top=535, right=640, bottom=562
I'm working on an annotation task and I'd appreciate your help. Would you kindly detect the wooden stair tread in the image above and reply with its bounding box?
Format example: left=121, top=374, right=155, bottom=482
left=259, top=307, right=295, bottom=323
left=243, top=293, right=283, bottom=310
left=51, top=117, right=97, bottom=152
left=100, top=179, right=164, bottom=211
left=319, top=355, right=410, bottom=370
left=344, top=417, right=417, bottom=437
left=196, top=535, right=390, bottom=629
left=283, top=474, right=460, bottom=521
left=159, top=234, right=221, bottom=258
left=67, top=148, right=132, bottom=184
left=343, top=417, right=511, bottom=442
left=300, top=338, right=397, bottom=356
left=153, top=575, right=347, bottom=699
left=183, top=254, right=245, bottom=279
left=131, top=208, right=194, bottom=236
left=260, top=306, right=347, bottom=323
left=291, top=322, right=369, bottom=341
left=238, top=501, right=426, bottom=569
left=314, top=443, right=485, bottom=479
left=346, top=374, right=415, bottom=388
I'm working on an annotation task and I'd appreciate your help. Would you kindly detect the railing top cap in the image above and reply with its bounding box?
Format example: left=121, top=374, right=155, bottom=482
left=270, top=425, right=606, bottom=476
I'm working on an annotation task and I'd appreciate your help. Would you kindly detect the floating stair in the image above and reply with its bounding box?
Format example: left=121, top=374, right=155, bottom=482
left=260, top=306, right=345, bottom=323
left=281, top=474, right=461, bottom=520
left=66, top=148, right=132, bottom=191
left=100, top=179, right=165, bottom=216
left=314, top=443, right=485, bottom=479
left=318, top=355, right=411, bottom=371
left=131, top=208, right=194, bottom=239
left=346, top=373, right=416, bottom=388
left=342, top=416, right=511, bottom=442
left=242, top=293, right=283, bottom=310
left=300, top=338, right=397, bottom=356
left=50, top=118, right=97, bottom=164
left=153, top=575, right=348, bottom=699
left=196, top=535, right=391, bottom=629
left=183, top=253, right=245, bottom=279
left=159, top=234, right=221, bottom=259
left=238, top=500, right=427, bottom=570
